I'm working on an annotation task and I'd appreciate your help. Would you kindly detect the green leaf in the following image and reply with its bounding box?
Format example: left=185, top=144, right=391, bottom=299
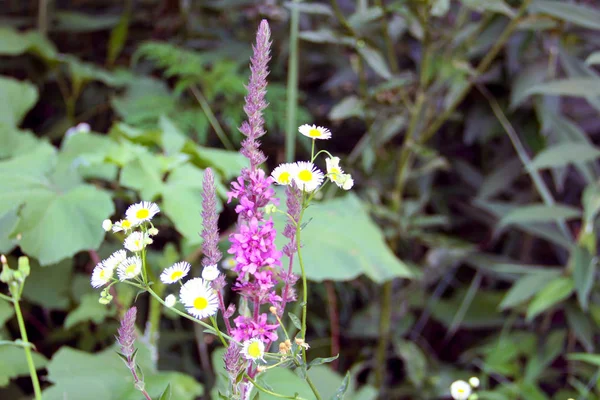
left=499, top=204, right=581, bottom=227
left=571, top=245, right=596, bottom=310
left=530, top=1, right=600, bottom=30
left=107, top=8, right=130, bottom=66
left=0, top=76, right=38, bottom=127
left=356, top=45, right=392, bottom=80
left=524, top=330, right=565, bottom=382
left=565, top=305, right=594, bottom=352
left=567, top=353, right=600, bottom=367
left=330, top=372, right=350, bottom=400
left=288, top=312, right=302, bottom=330
left=54, top=11, right=120, bottom=32
left=158, top=383, right=172, bottom=400
left=274, top=193, right=412, bottom=283
left=44, top=345, right=202, bottom=399
left=64, top=293, right=115, bottom=329
left=500, top=272, right=558, bottom=310
left=395, top=340, right=427, bottom=388
left=586, top=52, right=600, bottom=66
left=524, top=78, right=600, bottom=98
left=460, top=0, right=515, bottom=17
left=329, top=96, right=365, bottom=121
left=476, top=158, right=522, bottom=200
left=0, top=27, right=57, bottom=60
left=528, top=143, right=600, bottom=170
left=526, top=277, right=574, bottom=321
left=21, top=259, right=73, bottom=310
left=0, top=301, right=13, bottom=327
left=582, top=182, right=600, bottom=225
left=308, top=355, right=339, bottom=369
left=119, top=151, right=164, bottom=200
left=0, top=346, right=48, bottom=387
left=160, top=115, right=187, bottom=156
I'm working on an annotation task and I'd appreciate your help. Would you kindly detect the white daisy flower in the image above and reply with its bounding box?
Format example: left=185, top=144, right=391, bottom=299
left=91, top=262, right=113, bottom=288
left=271, top=163, right=297, bottom=186
left=102, top=250, right=127, bottom=272
left=222, top=257, right=237, bottom=270
left=450, top=380, right=472, bottom=400
left=325, top=157, right=345, bottom=186
left=241, top=338, right=266, bottom=362
left=124, top=231, right=149, bottom=252
left=160, top=261, right=191, bottom=284
left=202, top=265, right=220, bottom=281
left=179, top=278, right=219, bottom=319
left=112, top=219, right=134, bottom=233
left=341, top=174, right=354, bottom=190
left=102, top=219, right=112, bottom=232
left=298, top=124, right=331, bottom=140
left=293, top=161, right=324, bottom=192
left=165, top=294, right=177, bottom=307
left=125, top=201, right=160, bottom=226
left=117, top=256, right=142, bottom=281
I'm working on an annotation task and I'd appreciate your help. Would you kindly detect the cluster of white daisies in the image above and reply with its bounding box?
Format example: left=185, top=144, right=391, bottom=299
left=271, top=125, right=354, bottom=192
left=91, top=201, right=221, bottom=320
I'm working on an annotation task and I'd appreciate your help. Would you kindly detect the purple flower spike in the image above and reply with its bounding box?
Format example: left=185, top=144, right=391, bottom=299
left=239, top=19, right=271, bottom=170
left=117, top=306, right=137, bottom=359
left=201, top=168, right=222, bottom=267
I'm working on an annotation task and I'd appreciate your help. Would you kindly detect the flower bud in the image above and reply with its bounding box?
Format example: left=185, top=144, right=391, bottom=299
left=202, top=265, right=220, bottom=281
left=99, top=296, right=111, bottom=305
left=17, top=256, right=30, bottom=278
left=148, top=227, right=159, bottom=236
left=165, top=294, right=177, bottom=307
left=468, top=377, right=480, bottom=388
left=0, top=264, right=13, bottom=284
left=102, top=219, right=112, bottom=232
left=269, top=306, right=277, bottom=315
left=342, top=174, right=354, bottom=190
left=0, top=254, right=7, bottom=265
left=265, top=204, right=277, bottom=214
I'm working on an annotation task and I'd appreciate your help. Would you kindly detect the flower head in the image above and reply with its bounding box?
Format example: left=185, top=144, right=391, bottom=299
left=271, top=163, right=297, bottom=186
left=165, top=294, right=177, bottom=307
left=117, top=256, right=142, bottom=281
left=201, top=168, right=223, bottom=267
left=469, top=377, right=480, bottom=388
left=116, top=307, right=137, bottom=359
left=160, top=261, right=191, bottom=284
left=293, top=162, right=324, bottom=192
left=450, top=380, right=472, bottom=400
left=125, top=201, right=160, bottom=226
left=91, top=262, right=113, bottom=288
left=241, top=338, right=265, bottom=362
left=299, top=124, right=331, bottom=140
left=124, top=231, right=149, bottom=252
left=342, top=174, right=354, bottom=190
left=179, top=278, right=219, bottom=319
left=222, top=257, right=237, bottom=270
left=325, top=157, right=345, bottom=185
left=202, top=265, right=220, bottom=281
left=112, top=219, right=134, bottom=233
left=102, top=250, right=127, bottom=272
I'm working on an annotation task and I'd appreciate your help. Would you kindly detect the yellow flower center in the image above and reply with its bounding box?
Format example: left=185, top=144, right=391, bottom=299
left=308, top=128, right=321, bottom=137
left=125, top=265, right=137, bottom=276
left=170, top=271, right=183, bottom=281
left=248, top=342, right=262, bottom=358
left=134, top=240, right=141, bottom=249
left=99, top=270, right=107, bottom=279
left=122, top=220, right=132, bottom=228
left=278, top=171, right=291, bottom=184
left=298, top=170, right=312, bottom=182
left=136, top=209, right=150, bottom=219
left=194, top=297, right=208, bottom=310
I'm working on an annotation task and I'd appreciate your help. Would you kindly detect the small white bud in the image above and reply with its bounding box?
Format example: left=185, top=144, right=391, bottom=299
left=165, top=294, right=177, bottom=307
left=265, top=204, right=277, bottom=214
left=102, top=219, right=113, bottom=232
left=342, top=174, right=354, bottom=190
left=468, top=377, right=480, bottom=388
left=202, top=265, right=220, bottom=281
left=148, top=227, right=159, bottom=236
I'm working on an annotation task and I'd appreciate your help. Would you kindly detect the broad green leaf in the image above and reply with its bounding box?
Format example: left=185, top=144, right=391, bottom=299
left=499, top=204, right=581, bottom=227
left=586, top=52, right=600, bottom=66
left=530, top=1, right=600, bottom=30
left=348, top=7, right=383, bottom=30
left=0, top=76, right=38, bottom=127
left=186, top=143, right=247, bottom=180
left=567, top=353, right=600, bottom=367
left=158, top=383, right=172, bottom=400
left=0, top=346, right=48, bottom=387
left=526, top=277, right=573, bottom=321
left=288, top=312, right=302, bottom=330
left=395, top=340, right=427, bottom=388
left=12, top=183, right=114, bottom=265
left=308, top=355, right=339, bottom=369
left=582, top=182, right=600, bottom=225
left=460, top=0, right=515, bottom=17
left=299, top=29, right=343, bottom=44
left=21, top=259, right=73, bottom=310
left=524, top=330, right=565, bottom=382
left=330, top=372, right=350, bottom=400
left=571, top=245, right=595, bottom=310
left=119, top=151, right=164, bottom=200
left=356, top=45, right=392, bottom=80
left=107, top=8, right=130, bottom=66
left=0, top=301, right=13, bottom=327
left=329, top=96, right=365, bottom=121
left=160, top=115, right=187, bottom=156
left=524, top=78, right=600, bottom=98
left=0, top=27, right=57, bottom=60
left=500, top=273, right=558, bottom=310
left=57, top=131, right=120, bottom=181
left=0, top=208, right=19, bottom=253
left=64, top=293, right=115, bottom=329
left=54, top=11, right=120, bottom=32
left=565, top=306, right=594, bottom=352
left=274, top=193, right=411, bottom=283
left=528, top=143, right=600, bottom=170
left=44, top=344, right=202, bottom=399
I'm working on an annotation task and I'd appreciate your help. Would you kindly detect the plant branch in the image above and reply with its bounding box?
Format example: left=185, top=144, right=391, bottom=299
left=189, top=85, right=235, bottom=150
left=285, top=0, right=300, bottom=162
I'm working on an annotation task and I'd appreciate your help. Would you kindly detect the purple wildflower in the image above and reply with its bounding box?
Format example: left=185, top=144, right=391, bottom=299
left=116, top=306, right=137, bottom=360
left=231, top=314, right=278, bottom=343
left=239, top=19, right=271, bottom=169
left=228, top=218, right=281, bottom=279
left=201, top=168, right=222, bottom=267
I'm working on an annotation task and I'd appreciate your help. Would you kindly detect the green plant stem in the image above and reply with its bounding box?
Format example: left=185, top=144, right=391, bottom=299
left=13, top=300, right=42, bottom=400
left=374, top=279, right=392, bottom=391
left=37, top=0, right=48, bottom=38
left=0, top=292, right=12, bottom=302
left=374, top=0, right=398, bottom=74
left=419, top=0, right=533, bottom=145
left=210, top=315, right=228, bottom=347
left=189, top=85, right=235, bottom=150
left=285, top=0, right=301, bottom=162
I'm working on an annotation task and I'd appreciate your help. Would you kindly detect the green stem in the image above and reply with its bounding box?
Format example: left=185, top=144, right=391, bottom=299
left=245, top=374, right=306, bottom=399
left=189, top=85, right=235, bottom=150
left=210, top=315, right=228, bottom=347
left=0, top=292, right=12, bottom=302
left=285, top=0, right=301, bottom=162
left=374, top=0, right=398, bottom=74
left=374, top=280, right=392, bottom=391
left=13, top=300, right=42, bottom=400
